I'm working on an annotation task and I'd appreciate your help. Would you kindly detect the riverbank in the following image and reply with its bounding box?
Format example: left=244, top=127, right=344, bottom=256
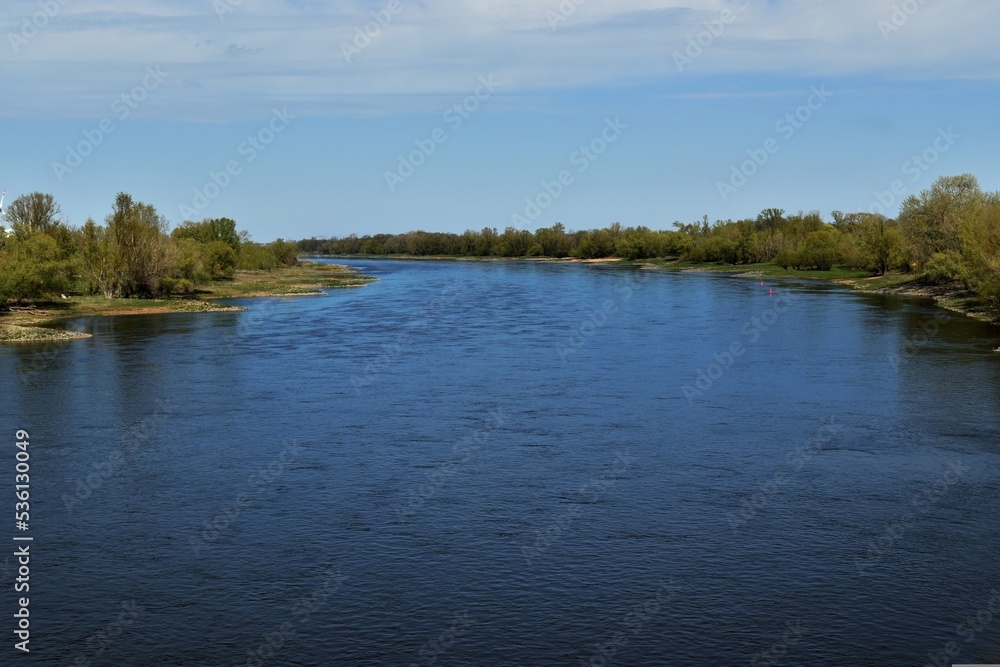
left=0, top=261, right=374, bottom=342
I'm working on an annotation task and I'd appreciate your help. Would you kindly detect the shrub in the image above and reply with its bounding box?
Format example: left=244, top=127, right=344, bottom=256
left=923, top=252, right=967, bottom=284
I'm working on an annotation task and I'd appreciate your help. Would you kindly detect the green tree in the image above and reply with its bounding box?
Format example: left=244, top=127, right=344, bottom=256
left=799, top=228, right=840, bottom=270
left=899, top=174, right=983, bottom=269
left=172, top=238, right=211, bottom=284
left=572, top=229, right=615, bottom=259
left=4, top=192, right=61, bottom=235
left=77, top=218, right=116, bottom=296
left=474, top=228, right=497, bottom=256
left=854, top=214, right=900, bottom=275
left=173, top=218, right=241, bottom=251
left=105, top=193, right=172, bottom=297
left=266, top=239, right=299, bottom=267
left=0, top=232, right=74, bottom=301
left=961, top=195, right=1000, bottom=306
left=236, top=243, right=279, bottom=271
left=774, top=248, right=799, bottom=270
left=533, top=223, right=573, bottom=257
left=201, top=240, right=237, bottom=279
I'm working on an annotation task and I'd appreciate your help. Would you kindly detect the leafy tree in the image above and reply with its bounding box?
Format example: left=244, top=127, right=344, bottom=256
left=831, top=210, right=867, bottom=232
left=173, top=218, right=241, bottom=252
left=202, top=240, right=237, bottom=279
left=104, top=193, right=172, bottom=297
left=267, top=239, right=299, bottom=266
left=237, top=243, right=279, bottom=270
left=615, top=226, right=661, bottom=260
left=774, top=248, right=799, bottom=270
left=854, top=214, right=900, bottom=275
left=490, top=227, right=531, bottom=257
left=534, top=223, right=574, bottom=257
left=172, top=238, right=212, bottom=284
left=4, top=192, right=62, bottom=235
left=923, top=252, right=968, bottom=284
left=899, top=174, right=983, bottom=269
left=77, top=218, right=116, bottom=296
left=755, top=208, right=786, bottom=231
left=0, top=232, right=74, bottom=302
left=799, top=228, right=840, bottom=270
left=572, top=229, right=615, bottom=259
left=961, top=194, right=1000, bottom=306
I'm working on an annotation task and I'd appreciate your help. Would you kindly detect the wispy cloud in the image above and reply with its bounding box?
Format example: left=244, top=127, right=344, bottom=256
left=2, top=0, right=998, bottom=121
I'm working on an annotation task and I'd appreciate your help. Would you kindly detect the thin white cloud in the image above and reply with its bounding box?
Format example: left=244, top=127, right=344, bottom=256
left=1, top=0, right=997, bottom=120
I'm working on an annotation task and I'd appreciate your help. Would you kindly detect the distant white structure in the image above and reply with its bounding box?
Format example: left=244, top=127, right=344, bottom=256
left=0, top=190, right=13, bottom=237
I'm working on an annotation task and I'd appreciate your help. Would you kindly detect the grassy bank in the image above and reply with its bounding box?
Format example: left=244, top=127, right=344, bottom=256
left=201, top=261, right=376, bottom=297
left=0, top=261, right=374, bottom=342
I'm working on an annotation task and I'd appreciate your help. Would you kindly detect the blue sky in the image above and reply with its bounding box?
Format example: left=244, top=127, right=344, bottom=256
left=2, top=0, right=999, bottom=241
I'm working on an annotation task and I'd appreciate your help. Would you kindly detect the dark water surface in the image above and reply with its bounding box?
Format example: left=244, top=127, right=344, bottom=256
left=3, top=258, right=1000, bottom=666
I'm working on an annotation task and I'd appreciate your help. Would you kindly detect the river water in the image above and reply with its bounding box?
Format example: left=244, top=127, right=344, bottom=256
left=3, top=258, right=999, bottom=666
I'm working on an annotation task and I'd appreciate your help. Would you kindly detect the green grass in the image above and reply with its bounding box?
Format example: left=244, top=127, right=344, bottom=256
left=203, top=262, right=376, bottom=297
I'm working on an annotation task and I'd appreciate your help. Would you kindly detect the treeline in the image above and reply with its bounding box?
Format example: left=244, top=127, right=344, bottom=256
left=300, top=174, right=1000, bottom=307
left=0, top=192, right=298, bottom=303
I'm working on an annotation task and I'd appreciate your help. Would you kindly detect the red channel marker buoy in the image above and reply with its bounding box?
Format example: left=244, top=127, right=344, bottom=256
left=769, top=288, right=773, bottom=296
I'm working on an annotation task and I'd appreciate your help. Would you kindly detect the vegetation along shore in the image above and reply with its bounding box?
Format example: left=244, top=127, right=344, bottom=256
left=0, top=193, right=373, bottom=342
left=299, top=175, right=1000, bottom=324
left=3, top=174, right=998, bottom=340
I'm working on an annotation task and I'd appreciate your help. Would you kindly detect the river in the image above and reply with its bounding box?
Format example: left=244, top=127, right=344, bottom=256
left=2, top=258, right=999, bottom=666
